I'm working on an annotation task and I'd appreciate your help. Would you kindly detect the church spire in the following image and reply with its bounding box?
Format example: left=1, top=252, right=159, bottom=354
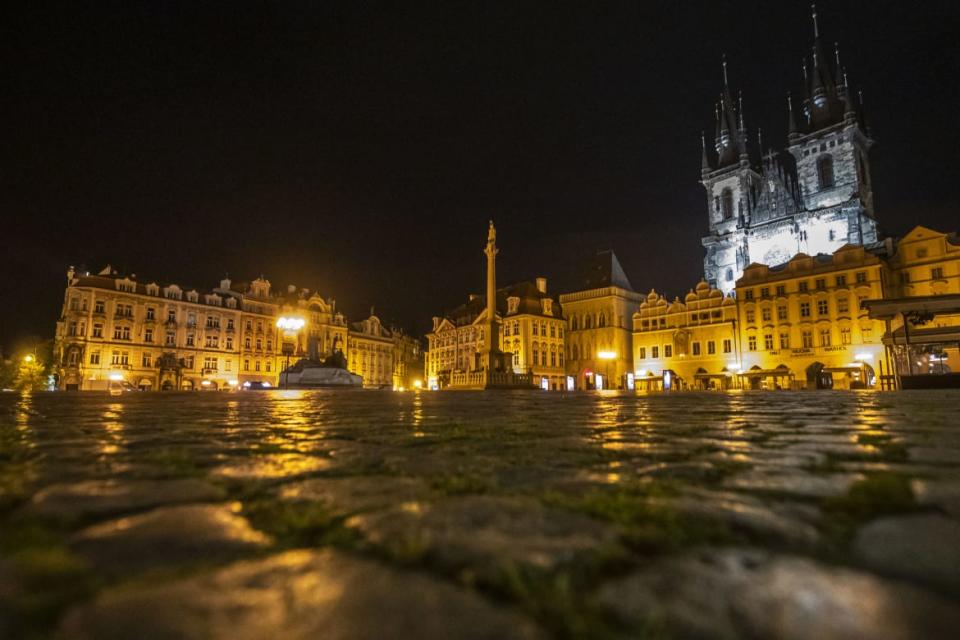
left=701, top=131, right=711, bottom=175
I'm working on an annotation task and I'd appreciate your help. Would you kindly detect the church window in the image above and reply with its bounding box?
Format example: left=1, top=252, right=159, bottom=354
left=571, top=317, right=578, bottom=331
left=820, top=143, right=827, bottom=152
left=817, top=155, right=835, bottom=190
left=829, top=229, right=836, bottom=241
left=726, top=269, right=734, bottom=282
left=598, top=313, right=606, bottom=328
left=721, top=188, right=734, bottom=220
left=585, top=315, right=592, bottom=329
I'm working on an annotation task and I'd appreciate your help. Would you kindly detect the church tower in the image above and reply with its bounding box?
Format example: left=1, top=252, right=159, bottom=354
left=701, top=3, right=879, bottom=296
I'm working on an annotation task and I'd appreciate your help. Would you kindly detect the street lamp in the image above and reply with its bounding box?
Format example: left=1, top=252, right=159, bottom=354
left=276, top=316, right=306, bottom=389
left=23, top=354, right=34, bottom=363
left=597, top=350, right=616, bottom=390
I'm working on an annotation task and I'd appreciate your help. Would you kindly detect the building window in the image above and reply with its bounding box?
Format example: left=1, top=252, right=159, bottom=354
left=638, top=347, right=646, bottom=359
left=721, top=188, right=734, bottom=220
left=571, top=317, right=578, bottom=331
left=722, top=339, right=732, bottom=353
left=692, top=342, right=701, bottom=356
left=779, top=333, right=790, bottom=349
left=204, top=356, right=217, bottom=371
left=776, top=285, right=786, bottom=296
left=113, top=326, right=131, bottom=340
left=818, top=155, right=834, bottom=189
left=748, top=336, right=757, bottom=351
left=144, top=328, right=153, bottom=343
left=92, top=324, right=103, bottom=338
left=726, top=268, right=734, bottom=282
left=226, top=337, right=234, bottom=349
left=917, top=248, right=928, bottom=258
left=802, top=330, right=814, bottom=348
left=146, top=308, right=155, bottom=320
left=166, top=332, right=175, bottom=346
left=184, top=355, right=194, bottom=369
left=651, top=346, right=659, bottom=359
left=761, top=307, right=772, bottom=322
left=837, top=297, right=849, bottom=314
left=815, top=278, right=826, bottom=290
left=225, top=360, right=232, bottom=372
left=95, top=300, right=105, bottom=314
left=598, top=313, right=606, bottom=328
left=817, top=300, right=829, bottom=315
left=856, top=271, right=867, bottom=283
left=244, top=359, right=250, bottom=371
left=142, top=352, right=152, bottom=367
left=799, top=281, right=809, bottom=293
left=90, top=351, right=100, bottom=365
left=760, top=287, right=769, bottom=298
left=764, top=334, right=774, bottom=350
left=167, top=310, right=176, bottom=322
left=532, top=323, right=538, bottom=336
left=186, top=334, right=195, bottom=347
left=746, top=310, right=755, bottom=323
left=777, top=305, right=787, bottom=321
left=800, top=302, right=811, bottom=318
left=836, top=275, right=846, bottom=287
left=819, top=329, right=831, bottom=347
left=744, top=289, right=754, bottom=301
left=840, top=327, right=852, bottom=345
left=932, top=267, right=945, bottom=280
left=707, top=341, right=716, bottom=355
left=900, top=272, right=911, bottom=284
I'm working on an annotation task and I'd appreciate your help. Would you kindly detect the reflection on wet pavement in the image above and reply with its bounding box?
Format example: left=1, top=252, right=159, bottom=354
left=1, top=390, right=959, bottom=638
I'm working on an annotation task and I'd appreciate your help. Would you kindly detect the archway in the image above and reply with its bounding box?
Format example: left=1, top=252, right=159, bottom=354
left=805, top=362, right=832, bottom=389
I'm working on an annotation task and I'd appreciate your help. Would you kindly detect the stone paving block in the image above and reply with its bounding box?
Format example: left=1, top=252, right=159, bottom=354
left=597, top=547, right=960, bottom=640
left=277, top=476, right=435, bottom=513
left=24, top=478, right=225, bottom=521
left=58, top=549, right=544, bottom=640
left=71, top=503, right=271, bottom=573
left=212, top=453, right=332, bottom=480
left=853, top=514, right=960, bottom=592
left=722, top=471, right=864, bottom=498
left=349, top=495, right=618, bottom=572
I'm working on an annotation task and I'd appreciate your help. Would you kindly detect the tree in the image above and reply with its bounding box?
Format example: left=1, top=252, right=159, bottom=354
left=14, top=356, right=47, bottom=391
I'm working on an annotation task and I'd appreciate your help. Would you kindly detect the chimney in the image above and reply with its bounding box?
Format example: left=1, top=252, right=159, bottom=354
left=536, top=277, right=547, bottom=294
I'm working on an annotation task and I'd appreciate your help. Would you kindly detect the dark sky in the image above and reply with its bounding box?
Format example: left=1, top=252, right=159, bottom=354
left=3, top=1, right=959, bottom=352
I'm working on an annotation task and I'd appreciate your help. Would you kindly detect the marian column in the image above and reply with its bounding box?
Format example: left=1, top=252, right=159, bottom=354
left=482, top=220, right=501, bottom=369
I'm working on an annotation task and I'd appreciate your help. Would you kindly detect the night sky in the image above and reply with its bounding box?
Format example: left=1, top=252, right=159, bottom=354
left=3, top=1, right=958, bottom=353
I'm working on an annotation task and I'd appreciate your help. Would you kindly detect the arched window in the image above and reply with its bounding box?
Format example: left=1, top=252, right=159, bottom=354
left=571, top=316, right=578, bottom=331
left=571, top=344, right=579, bottom=360
left=726, top=268, right=734, bottom=282
left=818, top=154, right=835, bottom=190
left=721, top=188, right=734, bottom=220
left=532, top=343, right=539, bottom=367
left=598, top=312, right=606, bottom=328
left=584, top=314, right=592, bottom=329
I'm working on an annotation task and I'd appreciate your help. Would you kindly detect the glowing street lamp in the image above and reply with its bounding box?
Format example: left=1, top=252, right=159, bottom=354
left=597, top=351, right=617, bottom=389
left=276, top=316, right=306, bottom=389
left=23, top=354, right=34, bottom=363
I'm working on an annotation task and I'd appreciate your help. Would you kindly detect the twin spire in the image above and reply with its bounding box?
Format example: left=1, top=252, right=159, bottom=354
left=704, top=3, right=868, bottom=175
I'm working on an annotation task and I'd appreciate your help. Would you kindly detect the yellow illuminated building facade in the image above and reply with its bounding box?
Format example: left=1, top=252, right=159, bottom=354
left=347, top=314, right=395, bottom=388
left=54, top=266, right=398, bottom=391
left=561, top=251, right=642, bottom=390
left=632, top=282, right=740, bottom=390
left=425, top=278, right=565, bottom=390
left=735, top=244, right=887, bottom=389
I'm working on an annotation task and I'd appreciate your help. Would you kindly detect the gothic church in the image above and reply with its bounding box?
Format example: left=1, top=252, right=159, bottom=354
left=701, top=6, right=878, bottom=295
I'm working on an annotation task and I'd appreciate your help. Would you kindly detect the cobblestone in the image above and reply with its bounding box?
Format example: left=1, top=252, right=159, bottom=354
left=1, top=390, right=958, bottom=638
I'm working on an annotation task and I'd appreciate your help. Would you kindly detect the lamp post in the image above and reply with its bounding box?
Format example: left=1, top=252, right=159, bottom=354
left=597, top=350, right=616, bottom=390
left=276, top=316, right=306, bottom=389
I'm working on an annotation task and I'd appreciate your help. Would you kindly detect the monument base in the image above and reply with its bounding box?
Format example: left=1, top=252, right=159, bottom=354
left=447, top=369, right=535, bottom=390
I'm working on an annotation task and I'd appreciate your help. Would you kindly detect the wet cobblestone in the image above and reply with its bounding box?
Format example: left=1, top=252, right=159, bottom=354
left=1, top=390, right=959, bottom=638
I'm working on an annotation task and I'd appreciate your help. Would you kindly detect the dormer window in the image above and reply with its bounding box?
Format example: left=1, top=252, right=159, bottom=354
left=146, top=283, right=159, bottom=296
left=541, top=299, right=553, bottom=315
left=507, top=297, right=519, bottom=314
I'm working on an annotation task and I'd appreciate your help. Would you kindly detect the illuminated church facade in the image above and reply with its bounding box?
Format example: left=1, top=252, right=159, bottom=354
left=701, top=7, right=878, bottom=296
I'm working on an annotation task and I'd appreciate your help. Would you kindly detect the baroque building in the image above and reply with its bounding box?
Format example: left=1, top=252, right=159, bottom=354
left=560, top=250, right=643, bottom=390
left=53, top=265, right=418, bottom=391
left=632, top=281, right=740, bottom=391
left=701, top=8, right=877, bottom=295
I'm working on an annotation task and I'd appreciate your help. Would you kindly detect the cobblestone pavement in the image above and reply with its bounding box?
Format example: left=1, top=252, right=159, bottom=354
left=2, top=390, right=959, bottom=639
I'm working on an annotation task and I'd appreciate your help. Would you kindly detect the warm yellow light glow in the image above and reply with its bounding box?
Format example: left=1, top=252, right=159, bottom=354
left=228, top=380, right=239, bottom=386
left=276, top=316, right=306, bottom=331
left=597, top=351, right=617, bottom=360
left=23, top=354, right=34, bottom=363
left=854, top=352, right=873, bottom=362
left=413, top=379, right=423, bottom=389
left=108, top=373, right=124, bottom=381
left=636, top=369, right=648, bottom=377
left=200, top=380, right=212, bottom=387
